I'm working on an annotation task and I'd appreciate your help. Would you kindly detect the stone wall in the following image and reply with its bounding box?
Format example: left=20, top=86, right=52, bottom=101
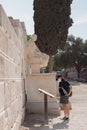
left=0, top=5, right=27, bottom=130
left=26, top=73, right=60, bottom=115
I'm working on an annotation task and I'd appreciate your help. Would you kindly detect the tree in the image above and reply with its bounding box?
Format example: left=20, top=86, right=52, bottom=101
left=84, top=40, right=87, bottom=53
left=53, top=51, right=73, bottom=71
left=53, top=52, right=63, bottom=71
left=67, top=35, right=87, bottom=77
left=54, top=35, right=87, bottom=78
left=33, top=0, right=73, bottom=72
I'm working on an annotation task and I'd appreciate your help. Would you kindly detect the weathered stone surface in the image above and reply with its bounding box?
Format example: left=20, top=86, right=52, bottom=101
left=0, top=112, right=5, bottom=130
left=26, top=73, right=60, bottom=115
left=0, top=82, right=4, bottom=112
left=0, top=56, right=5, bottom=78
left=0, top=5, right=27, bottom=130
left=4, top=81, right=11, bottom=109
left=26, top=34, right=49, bottom=73
left=27, top=73, right=56, bottom=102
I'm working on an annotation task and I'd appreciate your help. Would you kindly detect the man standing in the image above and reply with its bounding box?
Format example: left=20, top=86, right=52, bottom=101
left=58, top=75, right=72, bottom=121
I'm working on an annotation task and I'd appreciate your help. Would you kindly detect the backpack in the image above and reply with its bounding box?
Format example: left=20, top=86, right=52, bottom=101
left=69, top=90, right=72, bottom=97
left=66, top=81, right=72, bottom=97
left=67, top=81, right=72, bottom=97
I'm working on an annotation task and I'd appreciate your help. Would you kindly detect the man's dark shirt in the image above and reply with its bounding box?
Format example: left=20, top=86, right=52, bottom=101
left=59, top=80, right=70, bottom=96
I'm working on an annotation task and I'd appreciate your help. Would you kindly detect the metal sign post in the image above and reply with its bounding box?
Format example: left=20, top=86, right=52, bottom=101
left=38, top=88, right=55, bottom=121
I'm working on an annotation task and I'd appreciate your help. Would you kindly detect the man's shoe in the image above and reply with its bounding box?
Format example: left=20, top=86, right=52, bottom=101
left=61, top=116, right=66, bottom=120
left=64, top=117, right=69, bottom=121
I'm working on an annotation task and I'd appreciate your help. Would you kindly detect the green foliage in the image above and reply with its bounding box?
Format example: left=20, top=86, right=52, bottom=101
left=33, top=0, right=73, bottom=55
left=67, top=35, right=87, bottom=69
left=40, top=66, right=49, bottom=73
left=53, top=35, right=87, bottom=77
left=33, top=0, right=73, bottom=72
left=27, top=35, right=31, bottom=41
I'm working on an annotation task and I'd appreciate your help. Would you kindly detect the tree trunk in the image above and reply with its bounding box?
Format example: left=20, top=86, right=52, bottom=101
left=77, top=70, right=81, bottom=78
left=75, top=66, right=81, bottom=78
left=47, top=55, right=53, bottom=73
left=74, top=63, right=81, bottom=78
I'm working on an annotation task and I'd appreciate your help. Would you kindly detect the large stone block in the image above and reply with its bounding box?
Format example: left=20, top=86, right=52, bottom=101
left=0, top=5, right=18, bottom=41
left=27, top=73, right=57, bottom=102
left=4, top=107, right=12, bottom=130
left=10, top=81, right=17, bottom=101
left=0, top=28, right=8, bottom=54
left=0, top=56, right=5, bottom=78
left=10, top=100, right=19, bottom=129
left=0, top=82, right=4, bottom=112
left=0, top=112, right=5, bottom=130
left=4, top=59, right=14, bottom=78
left=4, top=81, right=11, bottom=109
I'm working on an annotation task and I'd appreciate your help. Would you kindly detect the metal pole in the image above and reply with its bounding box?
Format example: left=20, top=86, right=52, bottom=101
left=44, top=94, right=48, bottom=120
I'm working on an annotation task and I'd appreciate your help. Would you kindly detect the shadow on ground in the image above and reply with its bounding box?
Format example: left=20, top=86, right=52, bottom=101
left=22, top=113, right=69, bottom=130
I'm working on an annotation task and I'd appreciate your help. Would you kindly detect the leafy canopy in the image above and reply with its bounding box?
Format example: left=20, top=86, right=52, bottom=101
left=33, top=0, right=73, bottom=56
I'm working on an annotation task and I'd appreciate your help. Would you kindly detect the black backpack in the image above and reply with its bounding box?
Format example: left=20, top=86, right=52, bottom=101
left=66, top=81, right=72, bottom=97
left=69, top=90, right=72, bottom=97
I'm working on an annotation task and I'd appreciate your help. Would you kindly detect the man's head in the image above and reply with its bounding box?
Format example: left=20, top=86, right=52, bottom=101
left=56, top=71, right=65, bottom=81
left=58, top=73, right=66, bottom=80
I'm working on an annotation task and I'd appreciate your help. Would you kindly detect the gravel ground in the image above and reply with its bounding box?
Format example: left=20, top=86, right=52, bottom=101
left=22, top=81, right=87, bottom=130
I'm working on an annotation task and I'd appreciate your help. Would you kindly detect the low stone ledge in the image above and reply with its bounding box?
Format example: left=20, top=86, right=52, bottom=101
left=67, top=77, right=87, bottom=83
left=76, top=78, right=87, bottom=82
left=20, top=126, right=29, bottom=130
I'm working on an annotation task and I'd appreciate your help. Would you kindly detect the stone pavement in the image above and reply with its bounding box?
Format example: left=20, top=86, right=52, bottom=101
left=22, top=81, right=87, bottom=130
